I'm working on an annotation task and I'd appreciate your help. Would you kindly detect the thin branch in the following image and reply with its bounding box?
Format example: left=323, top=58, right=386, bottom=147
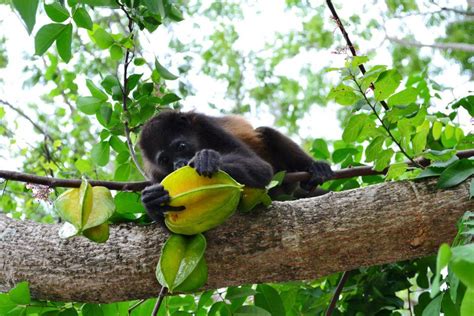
left=325, top=271, right=351, bottom=316
left=128, top=299, right=145, bottom=315
left=350, top=72, right=422, bottom=168
left=325, top=0, right=390, bottom=111
left=1, top=150, right=473, bottom=191
left=151, top=287, right=168, bottom=316
left=116, top=0, right=148, bottom=180
left=0, top=99, right=53, bottom=142
left=386, top=35, right=474, bottom=53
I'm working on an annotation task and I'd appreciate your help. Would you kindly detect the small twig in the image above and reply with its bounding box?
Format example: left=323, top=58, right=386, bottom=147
left=325, top=0, right=389, bottom=111
left=151, top=286, right=168, bottom=316
left=350, top=72, right=423, bottom=168
left=128, top=299, right=145, bottom=315
left=116, top=0, right=148, bottom=180
left=325, top=271, right=351, bottom=316
left=0, top=99, right=53, bottom=142
left=1, top=149, right=473, bottom=190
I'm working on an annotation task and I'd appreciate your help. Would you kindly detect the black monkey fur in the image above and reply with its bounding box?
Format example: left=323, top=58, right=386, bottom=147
left=139, top=110, right=333, bottom=222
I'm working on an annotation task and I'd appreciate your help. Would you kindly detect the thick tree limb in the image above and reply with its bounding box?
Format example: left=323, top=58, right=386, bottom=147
left=386, top=35, right=474, bottom=53
left=0, top=178, right=472, bottom=303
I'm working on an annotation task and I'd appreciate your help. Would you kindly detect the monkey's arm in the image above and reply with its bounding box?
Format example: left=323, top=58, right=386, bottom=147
left=190, top=149, right=273, bottom=188
left=192, top=115, right=273, bottom=188
left=256, top=127, right=333, bottom=188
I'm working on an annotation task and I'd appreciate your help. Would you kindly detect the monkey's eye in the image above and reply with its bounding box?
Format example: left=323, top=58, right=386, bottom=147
left=176, top=142, right=187, bottom=152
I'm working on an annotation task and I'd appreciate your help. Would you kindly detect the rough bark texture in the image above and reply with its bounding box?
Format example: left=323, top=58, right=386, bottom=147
left=0, top=178, right=472, bottom=303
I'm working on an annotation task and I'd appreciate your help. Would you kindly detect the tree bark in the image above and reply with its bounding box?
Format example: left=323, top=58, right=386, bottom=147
left=0, top=178, right=472, bottom=303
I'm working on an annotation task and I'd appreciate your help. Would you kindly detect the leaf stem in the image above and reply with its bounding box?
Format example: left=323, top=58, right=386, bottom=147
left=325, top=0, right=389, bottom=110
left=116, top=0, right=148, bottom=180
left=350, top=73, right=423, bottom=168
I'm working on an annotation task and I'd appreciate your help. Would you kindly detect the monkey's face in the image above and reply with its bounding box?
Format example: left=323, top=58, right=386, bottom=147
left=154, top=138, right=197, bottom=174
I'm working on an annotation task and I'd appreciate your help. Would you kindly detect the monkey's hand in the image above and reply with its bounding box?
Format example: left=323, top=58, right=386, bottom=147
left=189, top=149, right=221, bottom=177
left=301, top=161, right=334, bottom=190
left=141, top=183, right=171, bottom=222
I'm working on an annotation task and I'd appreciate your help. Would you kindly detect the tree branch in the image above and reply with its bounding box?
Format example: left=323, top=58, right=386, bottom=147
left=0, top=177, right=471, bottom=303
left=325, top=0, right=390, bottom=111
left=386, top=35, right=474, bottom=53
left=1, top=150, right=472, bottom=190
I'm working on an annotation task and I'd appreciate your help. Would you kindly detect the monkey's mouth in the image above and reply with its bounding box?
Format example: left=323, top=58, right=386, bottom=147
left=173, top=159, right=188, bottom=170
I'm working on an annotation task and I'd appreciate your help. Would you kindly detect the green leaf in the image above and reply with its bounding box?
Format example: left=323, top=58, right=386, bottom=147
left=422, top=294, right=443, bottom=316
left=332, top=147, right=359, bottom=164
left=91, top=27, right=114, bottom=49
left=114, top=192, right=145, bottom=215
left=9, top=282, right=30, bottom=305
left=12, top=0, right=39, bottom=34
left=431, top=243, right=452, bottom=298
left=360, top=65, right=387, bottom=91
left=234, top=305, right=271, bottom=316
left=386, top=162, right=408, bottom=180
left=387, top=87, right=417, bottom=106
left=432, top=121, right=443, bottom=140
left=461, top=288, right=474, bottom=316
left=374, top=149, right=394, bottom=172
left=226, top=287, right=257, bottom=300
left=86, top=80, right=108, bottom=101
left=365, top=136, right=384, bottom=162
left=101, top=75, right=120, bottom=94
left=76, top=0, right=119, bottom=7
left=155, top=58, right=178, bottom=80
left=82, top=304, right=104, bottom=316
left=114, top=163, right=131, bottom=181
left=168, top=5, right=184, bottom=22
left=44, top=3, right=70, bottom=22
left=373, top=69, right=402, bottom=101
left=451, top=95, right=474, bottom=117
left=91, top=142, right=110, bottom=166
left=134, top=57, right=146, bottom=66
left=156, top=234, right=207, bottom=292
left=161, top=93, right=181, bottom=105
left=416, top=167, right=443, bottom=179
left=451, top=244, right=474, bottom=288
left=72, top=7, right=93, bottom=30
left=143, top=0, right=160, bottom=14
left=311, top=138, right=330, bottom=160
left=109, top=136, right=128, bottom=153
left=77, top=96, right=103, bottom=115
left=35, top=23, right=67, bottom=56
left=327, top=84, right=357, bottom=106
left=412, top=120, right=430, bottom=155
left=109, top=45, right=123, bottom=61
left=254, top=284, right=285, bottom=316
left=437, top=159, right=474, bottom=189
left=342, top=114, right=368, bottom=143
left=96, top=103, right=113, bottom=127
left=75, top=159, right=93, bottom=173
left=127, top=73, right=142, bottom=91
left=56, top=23, right=73, bottom=63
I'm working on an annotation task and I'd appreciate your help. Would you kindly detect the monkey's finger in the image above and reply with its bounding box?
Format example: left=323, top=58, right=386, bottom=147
left=141, top=191, right=170, bottom=205
left=144, top=197, right=169, bottom=209
left=142, top=183, right=166, bottom=195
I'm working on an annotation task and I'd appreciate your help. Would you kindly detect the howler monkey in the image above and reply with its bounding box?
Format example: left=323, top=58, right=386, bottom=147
left=139, top=110, right=333, bottom=222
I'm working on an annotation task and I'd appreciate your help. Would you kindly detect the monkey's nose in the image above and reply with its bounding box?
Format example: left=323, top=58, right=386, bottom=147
left=173, top=159, right=188, bottom=170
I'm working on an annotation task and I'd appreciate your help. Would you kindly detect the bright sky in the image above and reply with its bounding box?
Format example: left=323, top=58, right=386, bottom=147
left=0, top=0, right=472, bottom=171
